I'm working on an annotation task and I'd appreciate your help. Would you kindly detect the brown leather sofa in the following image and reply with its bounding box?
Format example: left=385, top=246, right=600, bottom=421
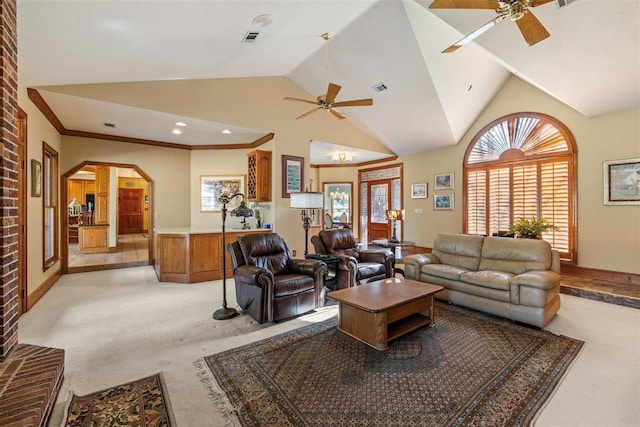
left=228, top=233, right=327, bottom=323
left=404, top=232, right=561, bottom=328
left=311, top=228, right=394, bottom=289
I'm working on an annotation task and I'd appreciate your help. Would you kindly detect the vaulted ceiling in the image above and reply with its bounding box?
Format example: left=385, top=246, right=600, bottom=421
left=18, top=0, right=639, bottom=164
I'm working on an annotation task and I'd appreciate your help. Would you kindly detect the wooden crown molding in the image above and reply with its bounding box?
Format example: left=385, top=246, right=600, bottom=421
left=311, top=155, right=397, bottom=168
left=27, top=88, right=274, bottom=151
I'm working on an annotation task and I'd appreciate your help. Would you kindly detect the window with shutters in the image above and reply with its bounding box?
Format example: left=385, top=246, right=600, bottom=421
left=463, top=113, right=577, bottom=262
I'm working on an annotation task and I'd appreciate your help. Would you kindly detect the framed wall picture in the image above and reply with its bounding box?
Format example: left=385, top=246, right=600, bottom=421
left=434, top=172, right=454, bottom=190
left=411, top=183, right=427, bottom=199
left=200, top=175, right=245, bottom=212
left=434, top=193, right=454, bottom=210
left=603, top=158, right=640, bottom=205
left=31, top=159, right=42, bottom=197
left=282, top=155, right=304, bottom=198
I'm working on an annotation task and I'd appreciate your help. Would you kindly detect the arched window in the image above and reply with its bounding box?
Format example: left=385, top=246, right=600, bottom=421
left=463, top=112, right=577, bottom=262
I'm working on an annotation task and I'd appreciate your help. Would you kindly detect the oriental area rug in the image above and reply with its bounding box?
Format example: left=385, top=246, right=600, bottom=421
left=200, top=302, right=584, bottom=427
left=62, top=372, right=174, bottom=427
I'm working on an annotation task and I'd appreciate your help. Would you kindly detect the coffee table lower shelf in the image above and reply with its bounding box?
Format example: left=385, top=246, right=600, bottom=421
left=336, top=300, right=434, bottom=351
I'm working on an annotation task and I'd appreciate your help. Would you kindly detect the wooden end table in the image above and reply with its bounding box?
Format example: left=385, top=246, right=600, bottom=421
left=327, top=278, right=443, bottom=350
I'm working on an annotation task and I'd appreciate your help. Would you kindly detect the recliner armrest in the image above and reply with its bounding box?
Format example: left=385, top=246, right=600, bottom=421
left=288, top=258, right=327, bottom=277
left=233, top=264, right=273, bottom=288
left=359, top=249, right=394, bottom=265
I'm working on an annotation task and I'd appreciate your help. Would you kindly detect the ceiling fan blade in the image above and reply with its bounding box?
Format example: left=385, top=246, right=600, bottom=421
left=283, top=96, right=319, bottom=105
left=333, top=98, right=373, bottom=108
left=429, top=0, right=501, bottom=9
left=296, top=107, right=322, bottom=120
left=441, top=15, right=505, bottom=53
left=329, top=108, right=347, bottom=120
left=325, top=83, right=342, bottom=105
left=529, top=0, right=555, bottom=7
left=515, top=10, right=550, bottom=46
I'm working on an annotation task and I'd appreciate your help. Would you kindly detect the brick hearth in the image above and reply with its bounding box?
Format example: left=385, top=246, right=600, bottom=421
left=0, top=344, right=65, bottom=427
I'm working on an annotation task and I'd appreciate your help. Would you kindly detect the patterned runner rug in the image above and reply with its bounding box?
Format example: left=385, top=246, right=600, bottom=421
left=201, top=302, right=583, bottom=426
left=62, top=372, right=174, bottom=427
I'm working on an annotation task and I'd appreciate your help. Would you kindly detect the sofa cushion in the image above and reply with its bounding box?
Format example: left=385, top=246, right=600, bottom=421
left=422, top=264, right=470, bottom=281
left=479, top=237, right=552, bottom=275
left=460, top=270, right=514, bottom=291
left=432, top=233, right=484, bottom=271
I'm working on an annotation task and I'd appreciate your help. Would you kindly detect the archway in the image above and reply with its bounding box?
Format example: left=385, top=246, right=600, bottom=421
left=62, top=161, right=153, bottom=274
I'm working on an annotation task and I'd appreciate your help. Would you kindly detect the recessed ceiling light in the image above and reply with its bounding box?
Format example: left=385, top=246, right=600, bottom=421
left=175, top=121, right=186, bottom=127
left=222, top=129, right=232, bottom=134
left=171, top=129, right=182, bottom=135
left=251, top=14, right=273, bottom=27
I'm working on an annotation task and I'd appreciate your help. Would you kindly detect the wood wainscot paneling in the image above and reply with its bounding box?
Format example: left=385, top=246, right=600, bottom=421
left=78, top=225, right=109, bottom=253
left=154, top=229, right=270, bottom=284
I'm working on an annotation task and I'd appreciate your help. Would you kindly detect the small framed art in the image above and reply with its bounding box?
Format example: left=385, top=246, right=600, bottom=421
left=603, top=158, right=640, bottom=205
left=282, top=155, right=304, bottom=198
left=434, top=172, right=454, bottom=190
left=200, top=175, right=245, bottom=212
left=411, top=183, right=427, bottom=199
left=434, top=193, right=454, bottom=210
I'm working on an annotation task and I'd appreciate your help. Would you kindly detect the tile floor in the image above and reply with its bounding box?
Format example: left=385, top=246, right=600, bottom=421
left=68, top=233, right=149, bottom=271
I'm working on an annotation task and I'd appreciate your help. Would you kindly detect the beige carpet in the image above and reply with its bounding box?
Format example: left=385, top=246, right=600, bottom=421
left=18, top=266, right=640, bottom=427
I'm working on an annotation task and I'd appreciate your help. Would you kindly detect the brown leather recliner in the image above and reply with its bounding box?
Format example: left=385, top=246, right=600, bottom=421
left=311, top=228, right=394, bottom=289
left=228, top=233, right=327, bottom=324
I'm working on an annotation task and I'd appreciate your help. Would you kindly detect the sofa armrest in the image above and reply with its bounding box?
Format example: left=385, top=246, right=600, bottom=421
left=512, top=270, right=561, bottom=290
left=551, top=250, right=561, bottom=273
left=403, top=253, right=440, bottom=279
left=360, top=249, right=395, bottom=277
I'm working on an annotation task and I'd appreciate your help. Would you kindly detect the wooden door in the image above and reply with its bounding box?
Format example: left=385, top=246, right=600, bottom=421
left=367, top=179, right=392, bottom=241
left=119, top=188, right=143, bottom=234
left=94, top=165, right=109, bottom=224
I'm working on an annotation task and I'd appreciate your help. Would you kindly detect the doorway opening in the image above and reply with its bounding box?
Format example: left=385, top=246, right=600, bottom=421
left=62, top=161, right=153, bottom=274
left=358, top=163, right=403, bottom=243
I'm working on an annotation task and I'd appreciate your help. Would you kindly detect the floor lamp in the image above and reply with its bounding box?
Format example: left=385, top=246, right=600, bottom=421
left=386, top=209, right=404, bottom=243
left=290, top=191, right=324, bottom=257
left=213, top=193, right=253, bottom=320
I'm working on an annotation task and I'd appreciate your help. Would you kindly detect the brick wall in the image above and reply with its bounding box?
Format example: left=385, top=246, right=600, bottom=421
left=0, top=0, right=19, bottom=359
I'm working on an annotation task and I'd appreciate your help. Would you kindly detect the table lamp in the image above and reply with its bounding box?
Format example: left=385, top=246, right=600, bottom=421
left=290, top=191, right=324, bottom=257
left=386, top=209, right=404, bottom=243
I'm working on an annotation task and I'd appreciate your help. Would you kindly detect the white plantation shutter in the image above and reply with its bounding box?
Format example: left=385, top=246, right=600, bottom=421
left=466, top=170, right=486, bottom=235
left=464, top=113, right=577, bottom=262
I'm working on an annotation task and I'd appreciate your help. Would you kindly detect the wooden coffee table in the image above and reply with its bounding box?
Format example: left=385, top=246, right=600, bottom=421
left=327, top=278, right=443, bottom=350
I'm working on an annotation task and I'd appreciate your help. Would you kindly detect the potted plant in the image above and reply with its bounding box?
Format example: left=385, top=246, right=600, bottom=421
left=509, top=217, right=558, bottom=239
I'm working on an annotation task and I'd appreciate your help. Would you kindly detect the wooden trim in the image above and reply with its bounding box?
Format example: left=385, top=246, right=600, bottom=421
left=27, top=88, right=65, bottom=133
left=190, top=132, right=275, bottom=150
left=29, top=88, right=275, bottom=151
left=561, top=264, right=640, bottom=286
left=311, top=156, right=398, bottom=168
left=27, top=268, right=61, bottom=311
left=62, top=129, right=190, bottom=150
left=109, top=246, right=118, bottom=253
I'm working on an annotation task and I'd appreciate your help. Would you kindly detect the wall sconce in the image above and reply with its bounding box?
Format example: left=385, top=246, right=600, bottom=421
left=385, top=209, right=405, bottom=243
left=331, top=153, right=353, bottom=164
left=290, top=191, right=324, bottom=257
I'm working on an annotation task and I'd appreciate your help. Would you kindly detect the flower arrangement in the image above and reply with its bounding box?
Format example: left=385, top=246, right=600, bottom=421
left=509, top=217, right=558, bottom=239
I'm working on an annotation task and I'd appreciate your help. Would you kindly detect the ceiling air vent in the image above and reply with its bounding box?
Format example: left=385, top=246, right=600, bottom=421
left=555, top=0, right=576, bottom=8
left=242, top=31, right=260, bottom=43
left=372, top=83, right=388, bottom=93
left=102, top=122, right=116, bottom=128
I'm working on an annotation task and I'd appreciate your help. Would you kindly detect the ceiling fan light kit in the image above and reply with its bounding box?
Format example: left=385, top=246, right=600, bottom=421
left=431, top=0, right=553, bottom=53
left=283, top=32, right=373, bottom=120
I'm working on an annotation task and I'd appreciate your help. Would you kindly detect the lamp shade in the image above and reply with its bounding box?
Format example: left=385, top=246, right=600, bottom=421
left=386, top=209, right=405, bottom=220
left=290, top=192, right=324, bottom=209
